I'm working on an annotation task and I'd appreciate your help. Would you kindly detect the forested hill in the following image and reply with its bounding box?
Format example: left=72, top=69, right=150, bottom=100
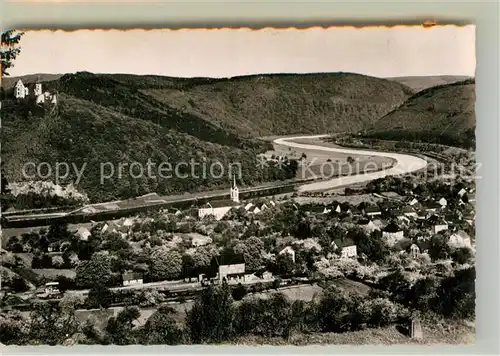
left=117, top=72, right=415, bottom=137
left=366, top=79, right=476, bottom=149
left=1, top=71, right=414, bottom=202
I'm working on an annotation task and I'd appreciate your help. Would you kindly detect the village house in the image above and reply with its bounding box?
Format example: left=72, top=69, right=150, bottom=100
left=246, top=202, right=268, bottom=215
left=14, top=80, right=29, bottom=99
left=423, top=200, right=442, bottom=213
left=431, top=217, right=449, bottom=234
left=410, top=243, right=420, bottom=258
left=262, top=271, right=273, bottom=280
left=101, top=221, right=120, bottom=234
left=448, top=230, right=472, bottom=249
left=438, top=197, right=448, bottom=207
left=198, top=177, right=240, bottom=220
left=331, top=238, right=357, bottom=259
left=365, top=206, right=382, bottom=217
left=457, top=188, right=467, bottom=198
left=358, top=219, right=379, bottom=233
left=279, top=246, right=296, bottom=263
left=75, top=227, right=91, bottom=241
left=122, top=272, right=144, bottom=286
left=382, top=222, right=405, bottom=247
left=402, top=206, right=418, bottom=219
left=248, top=205, right=261, bottom=214
left=397, top=215, right=411, bottom=225
left=405, top=196, right=419, bottom=207
left=217, top=263, right=246, bottom=282
left=44, top=282, right=60, bottom=295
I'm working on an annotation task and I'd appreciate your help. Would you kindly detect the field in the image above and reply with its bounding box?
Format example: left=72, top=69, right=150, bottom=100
left=268, top=137, right=395, bottom=181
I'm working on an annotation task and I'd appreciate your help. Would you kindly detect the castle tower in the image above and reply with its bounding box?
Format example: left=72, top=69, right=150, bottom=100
left=230, top=175, right=239, bottom=203
left=34, top=81, right=43, bottom=96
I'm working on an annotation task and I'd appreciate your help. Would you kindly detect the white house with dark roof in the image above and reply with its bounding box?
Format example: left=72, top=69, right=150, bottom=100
left=382, top=222, right=405, bottom=247
left=331, top=238, right=357, bottom=259
left=122, top=272, right=143, bottom=286
left=432, top=221, right=449, bottom=234
left=365, top=206, right=382, bottom=217
left=14, top=80, right=29, bottom=99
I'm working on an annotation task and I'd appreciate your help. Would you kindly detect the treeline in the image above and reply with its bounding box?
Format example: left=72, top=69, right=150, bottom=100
left=362, top=129, right=475, bottom=150
left=0, top=267, right=475, bottom=346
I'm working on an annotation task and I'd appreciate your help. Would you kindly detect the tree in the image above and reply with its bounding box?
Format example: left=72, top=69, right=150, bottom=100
left=186, top=282, right=234, bottom=343
left=139, top=306, right=183, bottom=345
left=11, top=277, right=29, bottom=293
left=47, top=222, right=73, bottom=242
left=315, top=285, right=356, bottom=332
left=428, top=234, right=451, bottom=261
left=104, top=306, right=140, bottom=345
left=378, top=270, right=411, bottom=304
left=150, top=247, right=182, bottom=281
left=451, top=247, right=473, bottom=265
left=408, top=276, right=439, bottom=311
left=231, top=283, right=247, bottom=301
left=233, top=236, right=265, bottom=271
left=434, top=267, right=475, bottom=319
left=76, top=252, right=114, bottom=288
left=0, top=311, right=30, bottom=345
left=29, top=299, right=78, bottom=345
left=86, top=285, right=113, bottom=309
left=274, top=253, right=295, bottom=277
left=1, top=30, right=24, bottom=76
left=0, top=160, right=13, bottom=211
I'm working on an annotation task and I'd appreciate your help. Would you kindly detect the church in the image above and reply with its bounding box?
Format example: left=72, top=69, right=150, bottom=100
left=198, top=176, right=241, bottom=220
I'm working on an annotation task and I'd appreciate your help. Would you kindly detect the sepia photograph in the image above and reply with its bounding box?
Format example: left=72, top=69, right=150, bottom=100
left=0, top=24, right=476, bottom=347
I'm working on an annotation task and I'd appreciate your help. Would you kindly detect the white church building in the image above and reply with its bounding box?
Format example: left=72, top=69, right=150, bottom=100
left=198, top=176, right=241, bottom=220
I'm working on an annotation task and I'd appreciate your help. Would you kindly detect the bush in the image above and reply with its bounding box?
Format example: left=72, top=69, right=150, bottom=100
left=231, top=283, right=247, bottom=301
left=272, top=277, right=282, bottom=289
left=11, top=277, right=29, bottom=293
left=86, top=285, right=113, bottom=309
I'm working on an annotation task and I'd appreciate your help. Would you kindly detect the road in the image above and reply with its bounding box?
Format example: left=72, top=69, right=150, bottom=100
left=274, top=135, right=428, bottom=192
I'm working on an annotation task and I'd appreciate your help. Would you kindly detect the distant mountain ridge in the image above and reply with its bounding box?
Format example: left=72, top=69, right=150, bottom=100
left=366, top=79, right=476, bottom=148
left=386, top=75, right=473, bottom=92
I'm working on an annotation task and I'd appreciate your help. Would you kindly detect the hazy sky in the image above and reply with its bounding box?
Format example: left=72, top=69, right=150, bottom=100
left=9, top=26, right=476, bottom=78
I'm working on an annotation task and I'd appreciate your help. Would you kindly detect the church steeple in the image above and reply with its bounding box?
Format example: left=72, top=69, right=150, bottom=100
left=230, top=175, right=239, bottom=203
